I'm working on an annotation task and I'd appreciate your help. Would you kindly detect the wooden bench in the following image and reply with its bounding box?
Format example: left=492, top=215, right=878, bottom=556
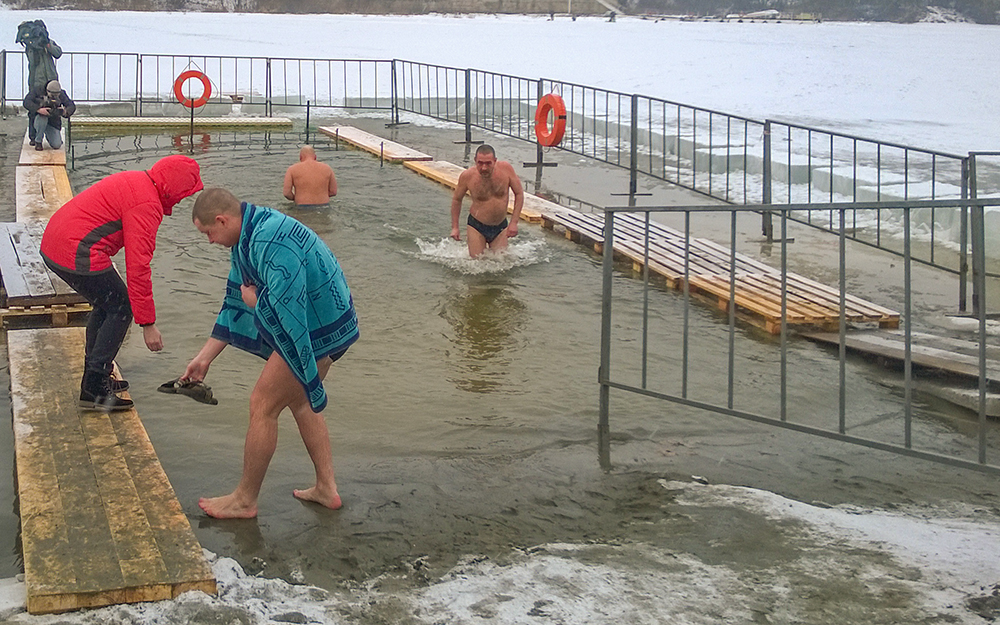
left=9, top=328, right=216, bottom=614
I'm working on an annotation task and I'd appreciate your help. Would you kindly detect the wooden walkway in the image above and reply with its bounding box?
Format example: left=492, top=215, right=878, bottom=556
left=323, top=125, right=899, bottom=335
left=72, top=116, right=293, bottom=129
left=10, top=328, right=215, bottom=613
left=6, top=132, right=216, bottom=613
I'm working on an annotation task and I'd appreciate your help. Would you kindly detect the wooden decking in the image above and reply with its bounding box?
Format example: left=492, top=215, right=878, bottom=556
left=542, top=210, right=899, bottom=333
left=319, top=125, right=433, bottom=162
left=72, top=116, right=293, bottom=128
left=10, top=328, right=215, bottom=614
left=6, top=131, right=216, bottom=614
left=325, top=125, right=898, bottom=335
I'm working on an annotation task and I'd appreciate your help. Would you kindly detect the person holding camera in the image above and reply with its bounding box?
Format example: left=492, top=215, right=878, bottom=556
left=23, top=79, right=75, bottom=151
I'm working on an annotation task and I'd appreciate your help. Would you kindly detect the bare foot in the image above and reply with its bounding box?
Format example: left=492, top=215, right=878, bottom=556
left=293, top=485, right=342, bottom=510
left=199, top=494, right=258, bottom=519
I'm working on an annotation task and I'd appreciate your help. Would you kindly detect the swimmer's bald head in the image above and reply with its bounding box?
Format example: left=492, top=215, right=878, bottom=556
left=192, top=187, right=241, bottom=224
left=300, top=145, right=317, bottom=161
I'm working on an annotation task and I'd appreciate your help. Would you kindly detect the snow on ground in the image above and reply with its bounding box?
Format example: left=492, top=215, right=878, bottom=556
left=0, top=481, right=998, bottom=623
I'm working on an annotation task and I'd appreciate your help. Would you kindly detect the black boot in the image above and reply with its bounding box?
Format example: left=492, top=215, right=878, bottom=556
left=109, top=375, right=129, bottom=392
left=80, top=370, right=134, bottom=412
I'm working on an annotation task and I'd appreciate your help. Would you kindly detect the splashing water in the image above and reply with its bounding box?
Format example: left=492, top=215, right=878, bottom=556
left=412, top=237, right=551, bottom=275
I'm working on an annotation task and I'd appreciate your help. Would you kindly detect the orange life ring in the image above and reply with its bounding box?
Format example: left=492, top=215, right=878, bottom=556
left=534, top=93, right=567, bottom=147
left=173, top=70, right=212, bottom=108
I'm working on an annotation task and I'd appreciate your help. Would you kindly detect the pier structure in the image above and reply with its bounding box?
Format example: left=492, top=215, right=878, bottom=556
left=320, top=125, right=900, bottom=335
left=4, top=133, right=215, bottom=614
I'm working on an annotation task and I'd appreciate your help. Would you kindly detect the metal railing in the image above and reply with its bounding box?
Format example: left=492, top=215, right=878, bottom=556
left=598, top=197, right=1000, bottom=475
left=1, top=50, right=394, bottom=117
left=5, top=49, right=998, bottom=311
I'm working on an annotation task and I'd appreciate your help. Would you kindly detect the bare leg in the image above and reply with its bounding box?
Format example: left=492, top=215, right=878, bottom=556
left=487, top=229, right=510, bottom=253
left=199, top=351, right=303, bottom=519
left=466, top=224, right=488, bottom=258
left=290, top=357, right=342, bottom=509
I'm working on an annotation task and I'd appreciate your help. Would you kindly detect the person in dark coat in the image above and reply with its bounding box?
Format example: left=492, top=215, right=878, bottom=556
left=22, top=80, right=75, bottom=151
left=16, top=20, right=62, bottom=144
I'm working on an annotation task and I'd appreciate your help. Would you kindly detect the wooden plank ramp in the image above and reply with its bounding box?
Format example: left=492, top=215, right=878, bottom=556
left=803, top=329, right=1000, bottom=383
left=72, top=116, right=293, bottom=129
left=9, top=328, right=216, bottom=614
left=19, top=133, right=66, bottom=167
left=15, top=165, right=73, bottom=223
left=402, top=158, right=548, bottom=222
left=319, top=125, right=433, bottom=163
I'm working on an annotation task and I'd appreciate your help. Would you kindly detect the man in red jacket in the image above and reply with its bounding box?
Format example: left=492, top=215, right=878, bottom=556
left=41, top=155, right=204, bottom=411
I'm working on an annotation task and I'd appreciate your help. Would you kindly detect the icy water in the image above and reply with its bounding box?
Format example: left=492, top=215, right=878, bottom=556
left=0, top=117, right=991, bottom=601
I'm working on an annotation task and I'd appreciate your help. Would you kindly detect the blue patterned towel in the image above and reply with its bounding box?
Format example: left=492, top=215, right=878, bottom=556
left=211, top=203, right=359, bottom=412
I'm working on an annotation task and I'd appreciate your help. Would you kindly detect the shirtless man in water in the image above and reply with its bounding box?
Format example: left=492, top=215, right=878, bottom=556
left=283, top=145, right=338, bottom=207
left=450, top=144, right=525, bottom=257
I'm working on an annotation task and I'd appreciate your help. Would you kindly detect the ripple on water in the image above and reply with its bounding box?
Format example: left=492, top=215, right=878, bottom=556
left=410, top=236, right=551, bottom=275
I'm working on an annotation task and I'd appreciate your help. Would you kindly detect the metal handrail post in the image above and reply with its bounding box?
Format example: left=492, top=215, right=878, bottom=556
left=629, top=94, right=638, bottom=199
left=598, top=210, right=615, bottom=471
left=1, top=50, right=7, bottom=119
left=464, top=67, right=472, bottom=143
left=136, top=55, right=142, bottom=117
left=960, top=157, right=970, bottom=312
left=969, top=154, right=981, bottom=315
left=265, top=57, right=272, bottom=117
left=762, top=120, right=773, bottom=241
left=535, top=78, right=544, bottom=168
left=391, top=59, right=399, bottom=126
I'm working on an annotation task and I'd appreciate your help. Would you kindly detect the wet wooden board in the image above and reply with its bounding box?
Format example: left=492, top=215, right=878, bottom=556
left=19, top=131, right=66, bottom=167
left=319, top=126, right=433, bottom=162
left=8, top=327, right=216, bottom=614
left=15, top=166, right=73, bottom=222
left=538, top=207, right=899, bottom=334
left=802, top=329, right=1000, bottom=384
left=0, top=222, right=86, bottom=307
left=71, top=116, right=293, bottom=128
left=403, top=159, right=545, bottom=222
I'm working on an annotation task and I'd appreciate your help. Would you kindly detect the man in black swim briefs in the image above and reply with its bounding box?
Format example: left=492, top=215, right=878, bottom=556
left=450, top=144, right=525, bottom=257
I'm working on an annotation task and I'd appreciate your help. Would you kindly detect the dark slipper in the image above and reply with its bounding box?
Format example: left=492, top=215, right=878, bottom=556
left=157, top=378, right=219, bottom=405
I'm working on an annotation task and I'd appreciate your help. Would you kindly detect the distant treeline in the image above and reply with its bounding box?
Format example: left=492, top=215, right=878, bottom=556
left=631, top=0, right=999, bottom=23
left=3, top=0, right=998, bottom=23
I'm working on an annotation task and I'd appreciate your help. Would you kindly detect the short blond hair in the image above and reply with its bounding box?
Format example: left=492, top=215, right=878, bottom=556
left=192, top=187, right=240, bottom=224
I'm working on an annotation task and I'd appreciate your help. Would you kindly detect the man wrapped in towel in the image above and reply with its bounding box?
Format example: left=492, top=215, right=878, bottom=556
left=182, top=187, right=359, bottom=519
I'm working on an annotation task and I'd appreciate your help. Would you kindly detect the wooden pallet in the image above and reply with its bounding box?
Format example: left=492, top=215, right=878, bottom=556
left=0, top=302, right=90, bottom=329
left=0, top=222, right=87, bottom=308
left=9, top=327, right=216, bottom=614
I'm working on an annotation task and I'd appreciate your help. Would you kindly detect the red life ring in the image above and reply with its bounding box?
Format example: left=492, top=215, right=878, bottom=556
left=534, top=93, right=567, bottom=147
left=173, top=70, right=212, bottom=108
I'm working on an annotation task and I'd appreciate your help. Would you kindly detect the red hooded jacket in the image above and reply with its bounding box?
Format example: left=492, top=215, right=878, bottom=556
left=40, top=155, right=203, bottom=326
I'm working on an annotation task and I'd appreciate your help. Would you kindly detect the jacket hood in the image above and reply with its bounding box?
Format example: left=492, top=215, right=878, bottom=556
left=148, top=155, right=203, bottom=215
